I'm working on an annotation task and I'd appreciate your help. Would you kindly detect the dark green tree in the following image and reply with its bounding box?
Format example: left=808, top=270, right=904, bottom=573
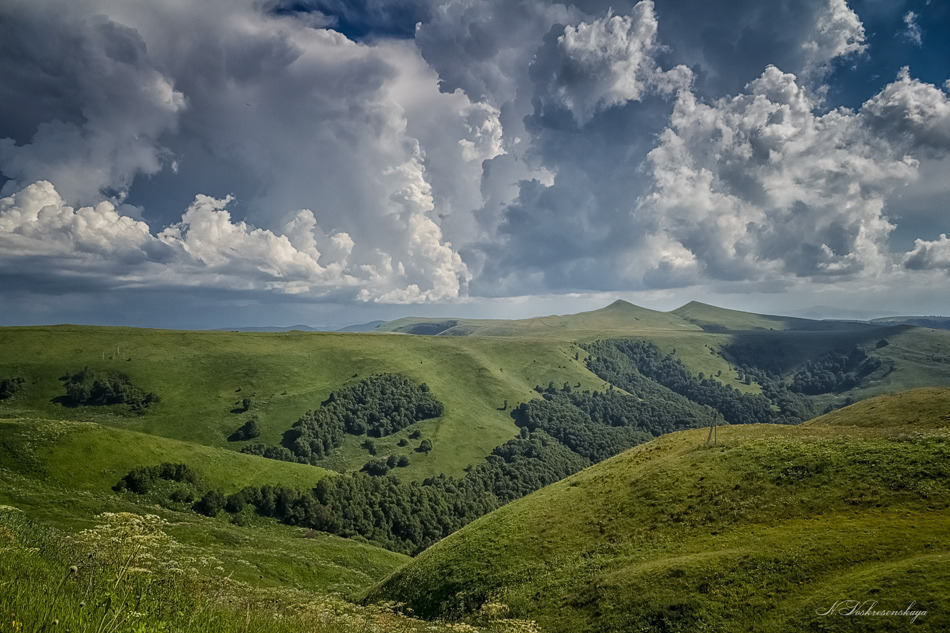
left=193, top=490, right=226, bottom=516
left=229, top=418, right=260, bottom=442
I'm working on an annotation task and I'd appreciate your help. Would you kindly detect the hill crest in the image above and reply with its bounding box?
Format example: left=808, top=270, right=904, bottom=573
left=367, top=397, right=950, bottom=630
left=379, top=299, right=892, bottom=338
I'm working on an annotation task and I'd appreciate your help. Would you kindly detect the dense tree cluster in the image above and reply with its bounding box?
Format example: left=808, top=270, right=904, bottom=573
left=329, top=373, right=443, bottom=436
left=512, top=386, right=703, bottom=461
left=252, top=373, right=445, bottom=465
left=735, top=364, right=819, bottom=423
left=473, top=430, right=588, bottom=503
left=120, top=429, right=591, bottom=554
left=0, top=376, right=25, bottom=400
left=789, top=347, right=883, bottom=395
left=58, top=367, right=159, bottom=413
left=583, top=340, right=777, bottom=425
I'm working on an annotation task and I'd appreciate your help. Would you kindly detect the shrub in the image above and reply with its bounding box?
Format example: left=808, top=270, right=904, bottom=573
left=193, top=490, right=226, bottom=517
left=0, top=376, right=25, bottom=400
left=228, top=418, right=260, bottom=442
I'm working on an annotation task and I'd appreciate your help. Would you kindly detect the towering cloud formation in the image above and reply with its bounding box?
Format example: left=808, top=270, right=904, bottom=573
left=1, top=0, right=949, bottom=323
left=641, top=66, right=917, bottom=284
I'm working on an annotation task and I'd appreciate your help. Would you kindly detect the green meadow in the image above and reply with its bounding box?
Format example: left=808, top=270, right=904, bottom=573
left=2, top=302, right=950, bottom=632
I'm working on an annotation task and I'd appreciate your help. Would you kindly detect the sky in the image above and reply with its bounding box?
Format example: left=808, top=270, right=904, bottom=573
left=1, top=0, right=949, bottom=329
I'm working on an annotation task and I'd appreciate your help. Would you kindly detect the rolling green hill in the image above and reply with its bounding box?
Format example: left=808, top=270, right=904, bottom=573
left=2, top=302, right=950, bottom=482
left=0, top=417, right=335, bottom=495
left=669, top=300, right=878, bottom=333
left=0, top=326, right=604, bottom=480
left=803, top=386, right=950, bottom=429
left=0, top=416, right=409, bottom=598
left=2, top=303, right=950, bottom=632
left=366, top=389, right=950, bottom=632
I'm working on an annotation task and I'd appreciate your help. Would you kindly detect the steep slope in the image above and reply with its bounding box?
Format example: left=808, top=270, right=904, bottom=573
left=0, top=418, right=408, bottom=596
left=367, top=393, right=950, bottom=632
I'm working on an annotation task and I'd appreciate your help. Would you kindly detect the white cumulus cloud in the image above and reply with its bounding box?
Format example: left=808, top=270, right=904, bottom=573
left=801, top=0, right=866, bottom=78
left=546, top=2, right=692, bottom=124
left=905, top=234, right=950, bottom=271
left=640, top=65, right=950, bottom=286
left=0, top=180, right=153, bottom=260
left=0, top=180, right=468, bottom=302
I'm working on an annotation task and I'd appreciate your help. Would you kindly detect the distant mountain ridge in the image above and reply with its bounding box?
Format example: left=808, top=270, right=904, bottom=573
left=214, top=321, right=386, bottom=333
left=209, top=301, right=950, bottom=336
left=378, top=299, right=904, bottom=337
left=870, top=315, right=950, bottom=331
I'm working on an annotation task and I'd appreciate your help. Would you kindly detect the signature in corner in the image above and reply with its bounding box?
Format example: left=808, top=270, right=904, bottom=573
left=816, top=600, right=926, bottom=623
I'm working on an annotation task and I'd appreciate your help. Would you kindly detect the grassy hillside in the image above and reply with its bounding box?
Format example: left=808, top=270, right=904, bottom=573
left=671, top=300, right=866, bottom=332
left=3, top=303, right=950, bottom=481
left=0, top=416, right=409, bottom=596
left=367, top=391, right=950, bottom=632
left=2, top=305, right=949, bottom=632
left=804, top=386, right=950, bottom=429
left=0, top=418, right=334, bottom=495
left=0, top=326, right=606, bottom=479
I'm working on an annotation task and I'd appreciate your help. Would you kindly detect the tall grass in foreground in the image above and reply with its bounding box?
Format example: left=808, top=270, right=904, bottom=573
left=0, top=506, right=539, bottom=633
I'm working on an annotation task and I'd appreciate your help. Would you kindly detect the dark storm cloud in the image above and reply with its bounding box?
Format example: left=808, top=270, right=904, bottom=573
left=0, top=2, right=184, bottom=205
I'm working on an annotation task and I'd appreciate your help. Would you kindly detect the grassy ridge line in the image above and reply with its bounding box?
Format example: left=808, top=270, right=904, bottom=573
left=0, top=326, right=608, bottom=479
left=805, top=386, right=950, bottom=429
left=379, top=300, right=701, bottom=337
left=367, top=407, right=950, bottom=632
left=670, top=300, right=848, bottom=332
left=0, top=418, right=333, bottom=493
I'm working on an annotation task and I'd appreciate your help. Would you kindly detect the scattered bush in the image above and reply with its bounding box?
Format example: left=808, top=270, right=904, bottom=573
left=240, top=443, right=295, bottom=462
left=113, top=462, right=202, bottom=494
left=0, top=376, right=25, bottom=400
left=228, top=418, right=260, bottom=442
left=362, top=458, right=390, bottom=476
